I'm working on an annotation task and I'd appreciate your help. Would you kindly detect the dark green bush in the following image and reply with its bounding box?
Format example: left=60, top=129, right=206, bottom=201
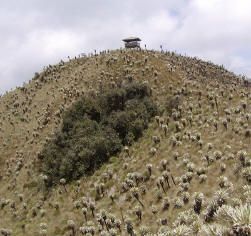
left=99, top=89, right=126, bottom=114
left=41, top=82, right=157, bottom=186
left=166, top=95, right=181, bottom=115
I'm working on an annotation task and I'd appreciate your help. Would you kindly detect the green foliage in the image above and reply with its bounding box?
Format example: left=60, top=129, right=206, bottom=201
left=166, top=95, right=181, bottom=114
left=41, top=82, right=157, bottom=186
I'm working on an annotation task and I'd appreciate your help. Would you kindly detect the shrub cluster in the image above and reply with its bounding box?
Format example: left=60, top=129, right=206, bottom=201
left=41, top=82, right=157, bottom=186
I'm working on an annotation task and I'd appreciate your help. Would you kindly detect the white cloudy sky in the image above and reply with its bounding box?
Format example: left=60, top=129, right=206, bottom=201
left=0, top=0, right=251, bottom=94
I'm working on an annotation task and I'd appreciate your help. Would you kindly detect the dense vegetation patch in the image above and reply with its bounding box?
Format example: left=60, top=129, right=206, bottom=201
left=41, top=82, right=157, bottom=186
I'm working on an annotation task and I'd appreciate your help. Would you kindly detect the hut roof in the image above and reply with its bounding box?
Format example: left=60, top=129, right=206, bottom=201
left=122, top=37, right=141, bottom=42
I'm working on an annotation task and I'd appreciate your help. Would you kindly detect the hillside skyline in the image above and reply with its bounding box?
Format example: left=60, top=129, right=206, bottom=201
left=1, top=0, right=251, bottom=94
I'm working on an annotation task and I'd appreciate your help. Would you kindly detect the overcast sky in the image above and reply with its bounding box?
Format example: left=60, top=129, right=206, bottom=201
left=0, top=0, right=251, bottom=94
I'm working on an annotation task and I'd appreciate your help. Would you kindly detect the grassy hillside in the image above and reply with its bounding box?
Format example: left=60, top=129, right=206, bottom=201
left=0, top=49, right=250, bottom=236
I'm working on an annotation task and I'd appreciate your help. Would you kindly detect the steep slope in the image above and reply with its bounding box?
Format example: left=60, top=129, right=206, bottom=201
left=0, top=49, right=250, bottom=236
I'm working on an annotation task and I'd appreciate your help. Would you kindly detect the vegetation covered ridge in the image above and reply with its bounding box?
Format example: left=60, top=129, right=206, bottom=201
left=0, top=49, right=249, bottom=235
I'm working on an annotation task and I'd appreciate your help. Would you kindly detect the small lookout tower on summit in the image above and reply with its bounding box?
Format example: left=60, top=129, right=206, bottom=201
left=123, top=37, right=141, bottom=49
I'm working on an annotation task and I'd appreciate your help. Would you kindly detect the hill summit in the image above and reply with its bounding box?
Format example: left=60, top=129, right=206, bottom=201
left=0, top=49, right=250, bottom=236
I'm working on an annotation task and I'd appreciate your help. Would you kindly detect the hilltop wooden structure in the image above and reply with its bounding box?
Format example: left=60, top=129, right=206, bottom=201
left=123, top=37, right=141, bottom=49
